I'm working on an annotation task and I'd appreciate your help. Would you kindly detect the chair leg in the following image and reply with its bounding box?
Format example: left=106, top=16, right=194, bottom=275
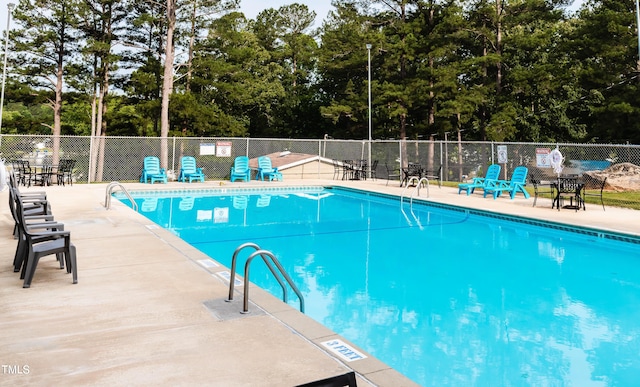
left=57, top=252, right=65, bottom=269
left=14, top=239, right=26, bottom=272
left=65, top=245, right=78, bottom=284
left=22, top=252, right=41, bottom=288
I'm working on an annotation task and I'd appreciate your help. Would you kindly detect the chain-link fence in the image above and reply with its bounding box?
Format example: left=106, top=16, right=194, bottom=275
left=1, top=134, right=639, bottom=204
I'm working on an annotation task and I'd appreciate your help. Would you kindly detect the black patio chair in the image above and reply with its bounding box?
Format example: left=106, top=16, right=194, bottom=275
left=56, top=159, right=76, bottom=186
left=530, top=177, right=555, bottom=207
left=385, top=162, right=400, bottom=186
left=14, top=195, right=77, bottom=288
left=13, top=160, right=36, bottom=187
left=8, top=185, right=54, bottom=239
left=332, top=159, right=341, bottom=180
left=423, top=165, right=442, bottom=188
left=369, top=159, right=378, bottom=180
left=582, top=177, right=607, bottom=211
left=554, top=176, right=584, bottom=211
left=342, top=160, right=355, bottom=180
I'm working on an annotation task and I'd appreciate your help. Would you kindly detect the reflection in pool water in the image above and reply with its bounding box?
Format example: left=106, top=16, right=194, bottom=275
left=125, top=187, right=640, bottom=386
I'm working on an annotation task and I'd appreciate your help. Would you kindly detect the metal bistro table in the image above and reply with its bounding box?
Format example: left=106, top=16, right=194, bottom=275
left=552, top=176, right=585, bottom=211
left=400, top=163, right=423, bottom=186
left=32, top=164, right=58, bottom=186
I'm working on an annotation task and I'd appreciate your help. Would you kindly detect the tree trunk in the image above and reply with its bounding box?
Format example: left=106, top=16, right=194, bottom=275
left=52, top=52, right=63, bottom=166
left=495, top=0, right=503, bottom=94
left=96, top=70, right=109, bottom=182
left=186, top=0, right=197, bottom=92
left=160, top=0, right=177, bottom=170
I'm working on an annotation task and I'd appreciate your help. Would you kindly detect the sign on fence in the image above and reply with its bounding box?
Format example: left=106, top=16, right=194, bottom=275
left=536, top=148, right=551, bottom=168
left=497, top=145, right=508, bottom=163
left=215, top=141, right=232, bottom=157
left=200, top=143, right=216, bottom=155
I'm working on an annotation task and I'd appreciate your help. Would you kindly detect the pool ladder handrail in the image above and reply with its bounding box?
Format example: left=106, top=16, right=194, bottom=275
left=104, top=181, right=138, bottom=212
left=399, top=177, right=430, bottom=229
left=226, top=242, right=305, bottom=314
left=400, top=177, right=430, bottom=206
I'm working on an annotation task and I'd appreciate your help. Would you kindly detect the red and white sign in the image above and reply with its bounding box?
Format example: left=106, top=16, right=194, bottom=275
left=215, top=141, right=232, bottom=157
left=536, top=148, right=551, bottom=168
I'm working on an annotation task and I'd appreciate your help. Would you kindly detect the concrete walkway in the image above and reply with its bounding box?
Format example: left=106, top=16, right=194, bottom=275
left=1, top=179, right=637, bottom=387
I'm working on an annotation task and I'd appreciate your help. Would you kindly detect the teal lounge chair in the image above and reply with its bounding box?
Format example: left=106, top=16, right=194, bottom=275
left=484, top=166, right=530, bottom=200
left=230, top=156, right=251, bottom=182
left=178, top=156, right=205, bottom=183
left=458, top=164, right=501, bottom=195
left=256, top=156, right=282, bottom=181
left=140, top=156, right=167, bottom=184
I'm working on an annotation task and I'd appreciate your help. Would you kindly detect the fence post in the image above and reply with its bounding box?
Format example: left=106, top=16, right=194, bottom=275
left=171, top=136, right=176, bottom=173
left=318, top=140, right=322, bottom=178
left=88, top=135, right=94, bottom=184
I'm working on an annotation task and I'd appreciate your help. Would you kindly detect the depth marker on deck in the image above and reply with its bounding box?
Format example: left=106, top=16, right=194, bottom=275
left=198, top=259, right=219, bottom=269
left=216, top=271, right=243, bottom=286
left=321, top=339, right=367, bottom=362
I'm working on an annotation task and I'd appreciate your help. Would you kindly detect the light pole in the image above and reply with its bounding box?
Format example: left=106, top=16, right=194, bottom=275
left=366, top=43, right=372, bottom=179
left=636, top=0, right=640, bottom=69
left=0, top=2, right=15, bottom=144
left=443, top=131, right=450, bottom=181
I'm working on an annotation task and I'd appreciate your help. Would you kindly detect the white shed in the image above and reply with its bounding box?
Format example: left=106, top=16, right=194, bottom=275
left=249, top=151, right=337, bottom=180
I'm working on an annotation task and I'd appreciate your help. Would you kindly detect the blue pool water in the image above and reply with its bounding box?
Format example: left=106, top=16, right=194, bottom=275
left=121, top=187, right=640, bottom=386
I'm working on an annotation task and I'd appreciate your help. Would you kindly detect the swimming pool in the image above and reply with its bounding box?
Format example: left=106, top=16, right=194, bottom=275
left=120, top=186, right=640, bottom=386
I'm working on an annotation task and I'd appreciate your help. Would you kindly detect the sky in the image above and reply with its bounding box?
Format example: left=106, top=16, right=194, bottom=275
left=240, top=0, right=334, bottom=27
left=0, top=0, right=586, bottom=35
left=0, top=0, right=335, bottom=32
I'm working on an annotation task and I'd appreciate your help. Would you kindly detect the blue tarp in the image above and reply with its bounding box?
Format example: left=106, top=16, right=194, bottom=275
left=568, top=160, right=611, bottom=172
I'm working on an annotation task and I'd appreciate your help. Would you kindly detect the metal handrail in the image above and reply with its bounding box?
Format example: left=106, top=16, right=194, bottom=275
left=226, top=242, right=305, bottom=314
left=399, top=176, right=420, bottom=205
left=409, top=177, right=430, bottom=206
left=400, top=176, right=430, bottom=205
left=242, top=250, right=305, bottom=314
left=104, top=181, right=138, bottom=212
left=227, top=242, right=288, bottom=305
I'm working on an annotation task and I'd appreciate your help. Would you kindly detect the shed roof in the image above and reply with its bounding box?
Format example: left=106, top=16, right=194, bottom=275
left=249, top=151, right=333, bottom=170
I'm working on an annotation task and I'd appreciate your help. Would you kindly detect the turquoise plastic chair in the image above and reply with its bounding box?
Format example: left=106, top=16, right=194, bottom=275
left=178, top=156, right=205, bottom=183
left=230, top=156, right=250, bottom=182
left=140, top=156, right=167, bottom=184
left=484, top=166, right=530, bottom=200
left=256, top=156, right=282, bottom=181
left=458, top=164, right=501, bottom=195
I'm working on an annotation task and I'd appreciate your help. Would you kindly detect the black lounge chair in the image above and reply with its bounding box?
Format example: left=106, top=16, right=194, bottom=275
left=296, top=371, right=357, bottom=387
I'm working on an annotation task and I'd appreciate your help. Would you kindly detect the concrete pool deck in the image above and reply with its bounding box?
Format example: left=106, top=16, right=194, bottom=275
left=1, top=178, right=637, bottom=386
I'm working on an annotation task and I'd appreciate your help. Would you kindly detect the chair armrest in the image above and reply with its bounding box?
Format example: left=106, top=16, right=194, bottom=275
left=26, top=222, right=65, bottom=232
left=25, top=214, right=55, bottom=222
left=29, top=229, right=70, bottom=241
left=19, top=191, right=47, bottom=198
